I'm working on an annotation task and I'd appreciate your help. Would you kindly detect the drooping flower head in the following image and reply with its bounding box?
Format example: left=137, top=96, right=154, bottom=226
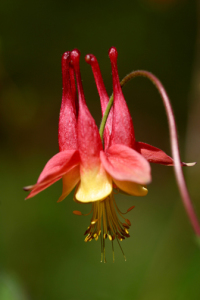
left=24, top=47, right=198, bottom=261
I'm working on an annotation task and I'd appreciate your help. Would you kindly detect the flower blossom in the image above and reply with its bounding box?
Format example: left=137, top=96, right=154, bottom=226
left=24, top=47, right=192, bottom=261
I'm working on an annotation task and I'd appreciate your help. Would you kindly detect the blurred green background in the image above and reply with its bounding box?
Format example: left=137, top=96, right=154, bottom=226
left=0, top=0, right=200, bottom=299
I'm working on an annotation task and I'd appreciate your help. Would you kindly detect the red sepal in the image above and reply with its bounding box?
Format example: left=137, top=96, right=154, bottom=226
left=135, top=142, right=195, bottom=166
left=100, top=144, right=151, bottom=185
left=25, top=150, right=80, bottom=199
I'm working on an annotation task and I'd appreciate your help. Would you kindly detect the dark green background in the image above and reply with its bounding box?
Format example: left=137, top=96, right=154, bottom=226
left=0, top=0, right=200, bottom=299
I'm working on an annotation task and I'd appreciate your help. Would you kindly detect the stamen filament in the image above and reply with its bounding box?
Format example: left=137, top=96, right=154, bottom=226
left=112, top=240, right=115, bottom=263
left=116, top=237, right=126, bottom=261
left=79, top=193, right=132, bottom=261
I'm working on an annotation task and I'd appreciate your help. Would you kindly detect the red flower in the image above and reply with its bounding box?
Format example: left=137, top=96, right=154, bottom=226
left=25, top=49, right=152, bottom=202
left=24, top=47, right=195, bottom=261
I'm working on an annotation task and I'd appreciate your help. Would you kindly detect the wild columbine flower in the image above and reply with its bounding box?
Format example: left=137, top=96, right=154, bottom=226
left=24, top=47, right=199, bottom=261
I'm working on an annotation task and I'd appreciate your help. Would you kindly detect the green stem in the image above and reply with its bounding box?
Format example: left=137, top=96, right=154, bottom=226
left=99, top=94, right=114, bottom=140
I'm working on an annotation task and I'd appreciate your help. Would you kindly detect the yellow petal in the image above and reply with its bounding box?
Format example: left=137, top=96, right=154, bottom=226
left=75, top=164, right=112, bottom=203
left=113, top=178, right=148, bottom=196
left=57, top=166, right=80, bottom=202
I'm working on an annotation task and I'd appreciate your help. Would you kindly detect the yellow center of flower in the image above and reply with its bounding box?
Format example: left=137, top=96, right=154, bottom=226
left=73, top=192, right=135, bottom=262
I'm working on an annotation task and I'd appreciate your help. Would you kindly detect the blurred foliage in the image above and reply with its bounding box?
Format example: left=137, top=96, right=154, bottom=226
left=0, top=273, right=28, bottom=300
left=0, top=0, right=200, bottom=299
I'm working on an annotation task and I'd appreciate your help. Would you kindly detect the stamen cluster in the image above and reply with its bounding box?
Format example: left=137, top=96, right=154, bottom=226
left=81, top=194, right=134, bottom=262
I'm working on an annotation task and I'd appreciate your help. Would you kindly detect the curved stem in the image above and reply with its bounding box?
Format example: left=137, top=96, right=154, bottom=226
left=100, top=70, right=200, bottom=237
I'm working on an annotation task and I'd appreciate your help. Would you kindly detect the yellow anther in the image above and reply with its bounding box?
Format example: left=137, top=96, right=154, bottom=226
left=125, top=228, right=129, bottom=234
left=91, top=219, right=98, bottom=225
left=108, top=234, right=112, bottom=241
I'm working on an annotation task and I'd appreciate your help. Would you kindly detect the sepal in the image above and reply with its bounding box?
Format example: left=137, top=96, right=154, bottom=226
left=135, top=142, right=196, bottom=166
left=25, top=150, right=80, bottom=199
left=100, top=144, right=151, bottom=185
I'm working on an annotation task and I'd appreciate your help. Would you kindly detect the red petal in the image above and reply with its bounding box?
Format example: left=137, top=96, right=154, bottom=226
left=85, top=54, right=113, bottom=150
left=85, top=54, right=109, bottom=116
left=100, top=144, right=151, bottom=185
left=59, top=52, right=78, bottom=151
left=25, top=150, right=80, bottom=199
left=69, top=61, right=79, bottom=118
left=108, top=47, right=135, bottom=148
left=71, top=49, right=103, bottom=170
